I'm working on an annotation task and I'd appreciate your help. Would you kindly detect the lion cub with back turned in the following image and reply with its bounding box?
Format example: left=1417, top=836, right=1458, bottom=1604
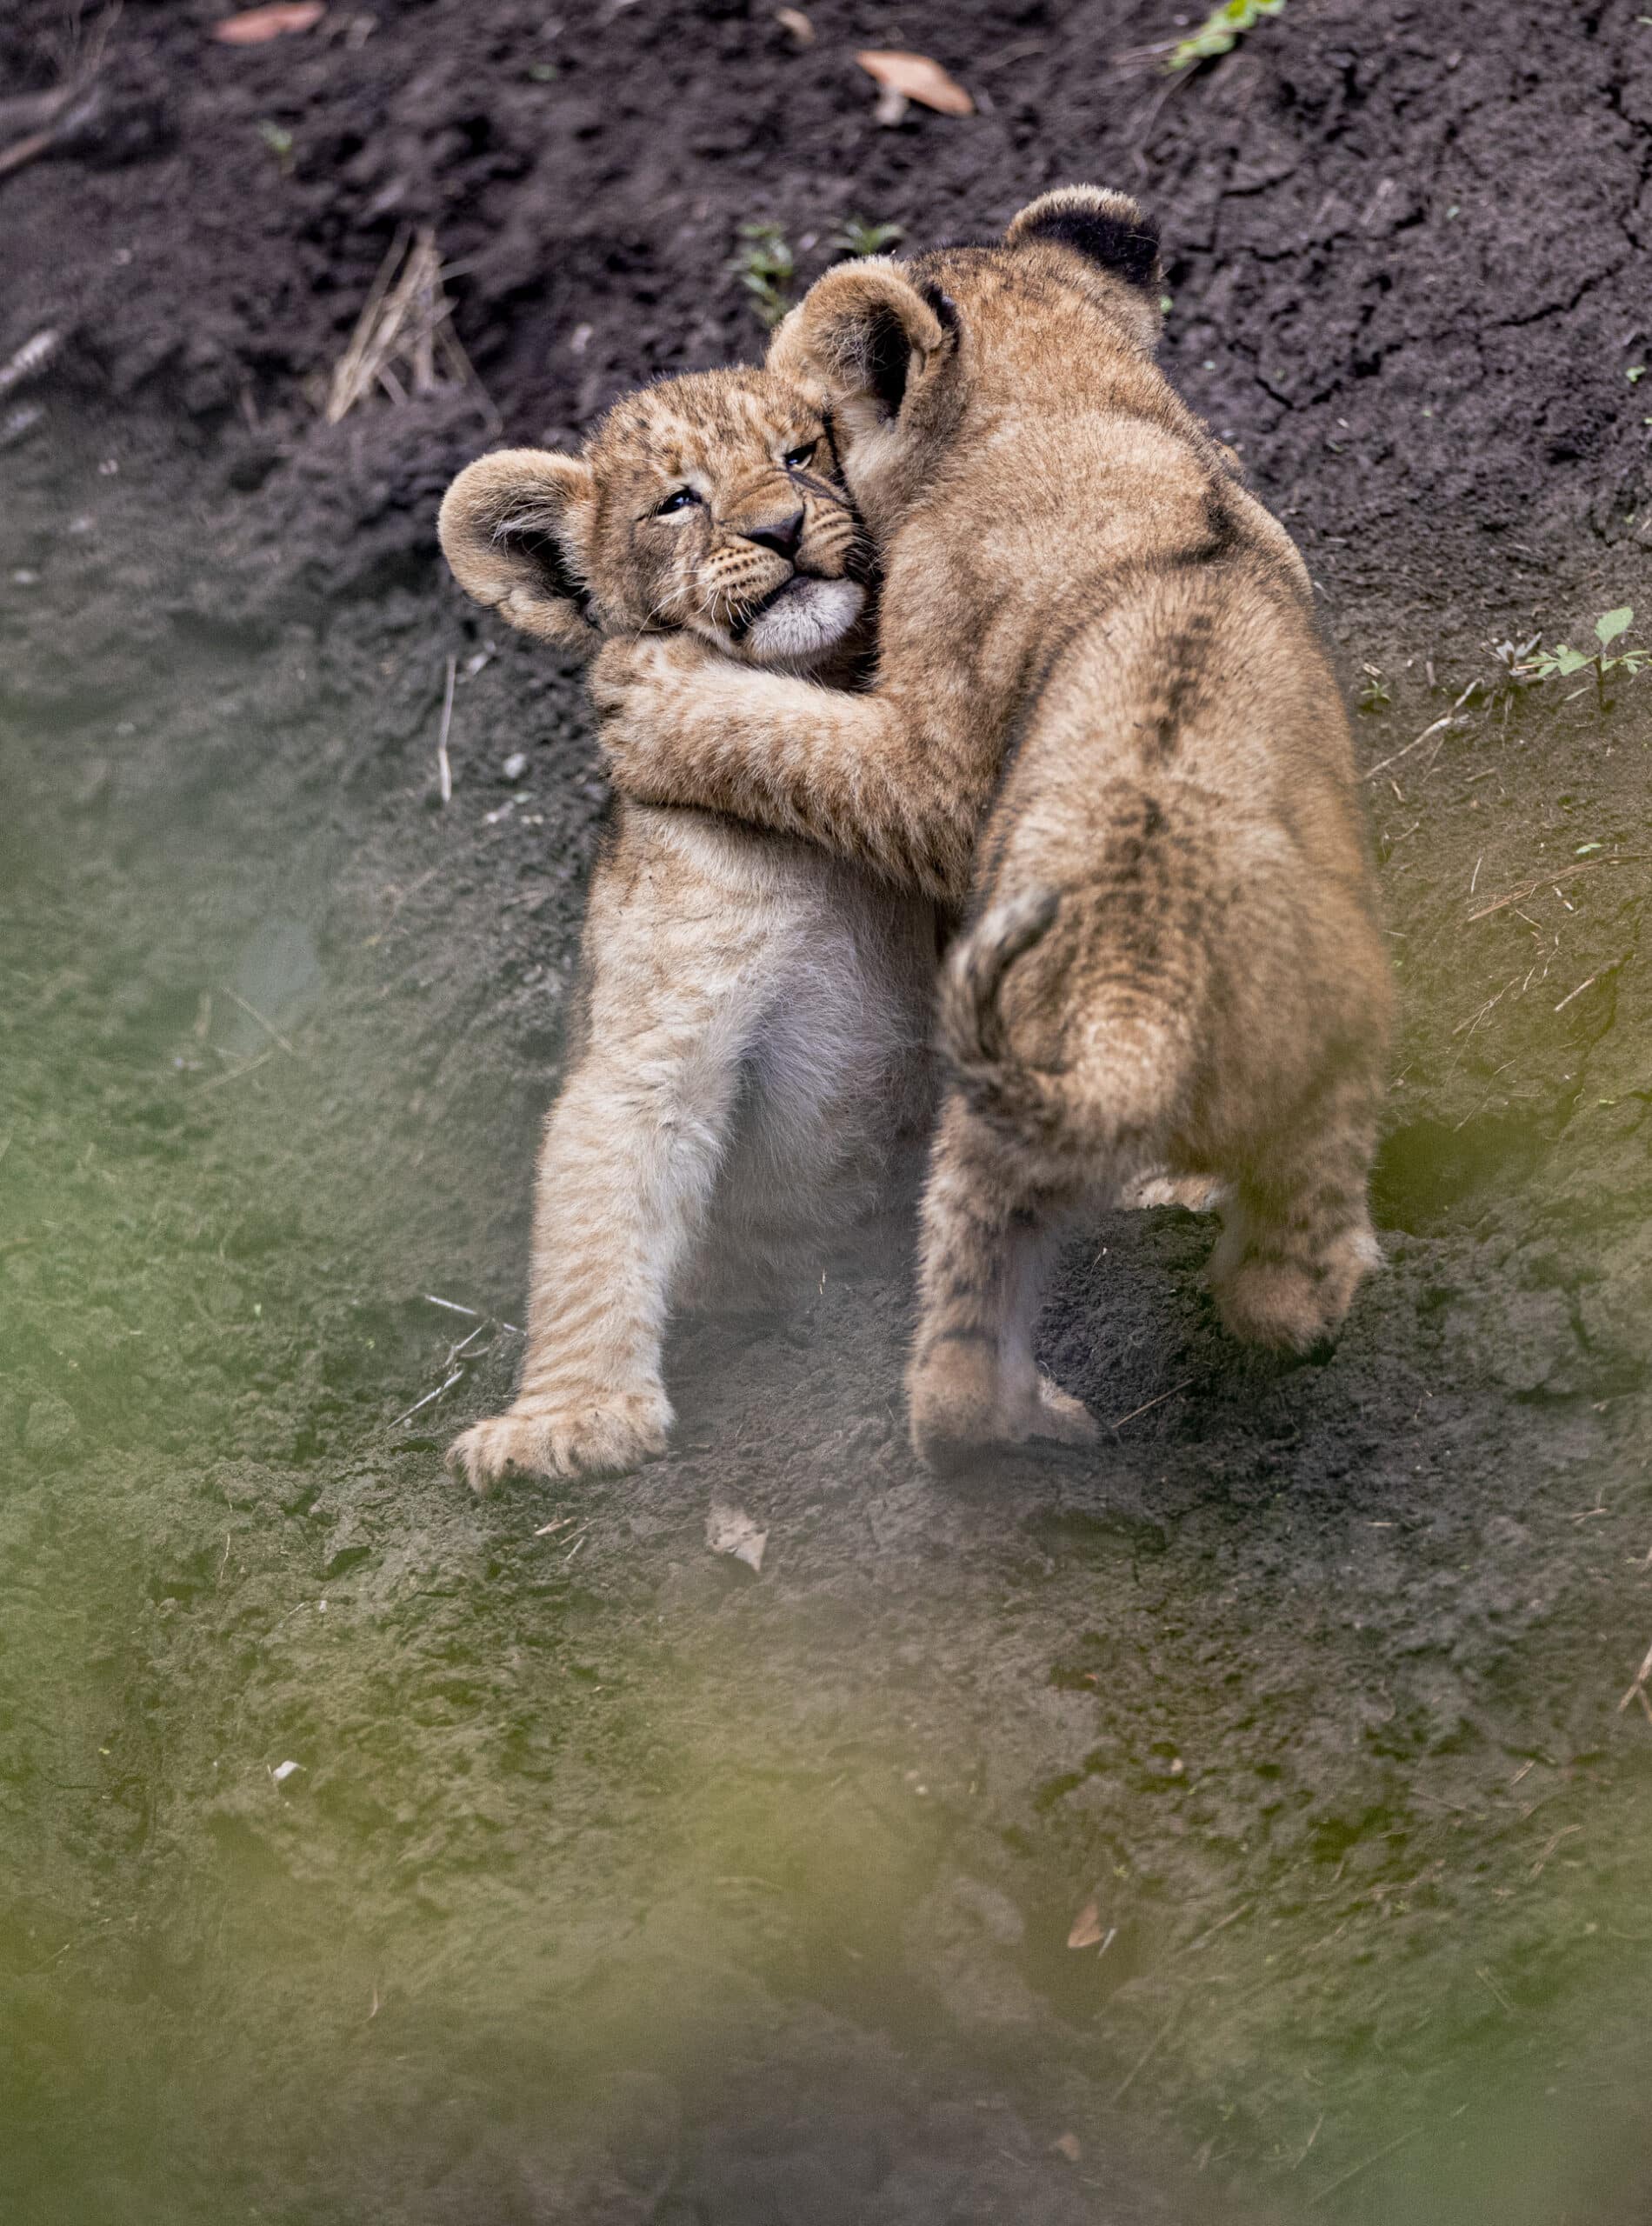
left=593, top=190, right=1396, bottom=1472
left=438, top=369, right=935, bottom=1487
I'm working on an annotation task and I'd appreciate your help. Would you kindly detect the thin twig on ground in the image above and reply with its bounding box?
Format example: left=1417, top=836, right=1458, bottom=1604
left=223, top=987, right=301, bottom=1057
left=1552, top=972, right=1601, bottom=1013
left=0, top=3, right=121, bottom=180
left=1617, top=1639, right=1652, bottom=1716
left=1109, top=1381, right=1193, bottom=1432
left=193, top=1047, right=276, bottom=1094
left=1111, top=2003, right=1179, bottom=2103
left=436, top=653, right=456, bottom=803
left=391, top=1368, right=463, bottom=1430
left=1308, top=2127, right=1421, bottom=2209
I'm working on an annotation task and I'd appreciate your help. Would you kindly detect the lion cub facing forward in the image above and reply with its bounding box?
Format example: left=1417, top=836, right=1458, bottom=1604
left=438, top=370, right=935, bottom=1486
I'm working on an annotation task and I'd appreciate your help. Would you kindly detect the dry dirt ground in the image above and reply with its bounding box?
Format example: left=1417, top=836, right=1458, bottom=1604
left=4, top=3, right=1652, bottom=2221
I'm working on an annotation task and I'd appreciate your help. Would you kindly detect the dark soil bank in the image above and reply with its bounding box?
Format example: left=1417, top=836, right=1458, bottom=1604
left=4, top=3, right=1652, bottom=2220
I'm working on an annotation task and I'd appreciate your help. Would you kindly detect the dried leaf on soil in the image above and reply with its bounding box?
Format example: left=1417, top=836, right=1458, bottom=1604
left=1066, top=1897, right=1105, bottom=1949
left=854, top=50, right=974, bottom=122
left=706, top=1500, right=767, bottom=1573
left=211, top=4, right=326, bottom=45
left=775, top=7, right=815, bottom=45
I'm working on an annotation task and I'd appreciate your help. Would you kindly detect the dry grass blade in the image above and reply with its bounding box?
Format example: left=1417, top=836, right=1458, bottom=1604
left=1466, top=855, right=1632, bottom=923
left=0, top=330, right=60, bottom=397
left=1362, top=682, right=1479, bottom=783
left=325, top=227, right=494, bottom=426
left=436, top=653, right=456, bottom=804
left=1617, top=1637, right=1652, bottom=1715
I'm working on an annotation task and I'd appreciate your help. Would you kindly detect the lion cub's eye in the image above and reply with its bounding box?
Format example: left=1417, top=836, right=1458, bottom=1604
left=782, top=440, right=818, bottom=470
left=655, top=486, right=700, bottom=516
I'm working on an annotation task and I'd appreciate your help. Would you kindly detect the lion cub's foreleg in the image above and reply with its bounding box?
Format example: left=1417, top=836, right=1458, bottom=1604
left=447, top=1005, right=739, bottom=1491
left=448, top=817, right=772, bottom=1492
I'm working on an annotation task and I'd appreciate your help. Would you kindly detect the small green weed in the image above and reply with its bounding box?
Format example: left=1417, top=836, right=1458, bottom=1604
left=1168, top=0, right=1286, bottom=70
left=1511, top=607, right=1649, bottom=715
left=731, top=221, right=796, bottom=329
left=831, top=215, right=905, bottom=260
left=257, top=120, right=295, bottom=175
left=1356, top=663, right=1391, bottom=714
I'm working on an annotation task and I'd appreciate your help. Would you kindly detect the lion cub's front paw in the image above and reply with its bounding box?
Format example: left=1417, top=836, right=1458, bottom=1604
left=590, top=634, right=715, bottom=776
left=446, top=1386, right=672, bottom=1492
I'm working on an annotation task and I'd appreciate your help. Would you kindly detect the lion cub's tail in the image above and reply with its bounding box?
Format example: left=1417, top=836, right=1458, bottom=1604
left=936, top=887, right=1063, bottom=1072
left=939, top=859, right=1210, bottom=1157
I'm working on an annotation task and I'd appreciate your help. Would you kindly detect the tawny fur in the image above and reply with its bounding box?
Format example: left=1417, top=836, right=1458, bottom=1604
left=436, top=369, right=936, bottom=1489
left=592, top=190, right=1395, bottom=1472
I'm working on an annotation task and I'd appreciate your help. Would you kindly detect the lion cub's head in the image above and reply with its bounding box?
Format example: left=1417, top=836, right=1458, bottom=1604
left=438, top=368, right=867, bottom=672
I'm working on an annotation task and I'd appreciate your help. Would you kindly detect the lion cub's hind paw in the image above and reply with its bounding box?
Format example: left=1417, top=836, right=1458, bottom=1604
left=1034, top=1372, right=1102, bottom=1447
left=446, top=1390, right=672, bottom=1492
left=1211, top=1227, right=1381, bottom=1357
left=908, top=1352, right=1099, bottom=1474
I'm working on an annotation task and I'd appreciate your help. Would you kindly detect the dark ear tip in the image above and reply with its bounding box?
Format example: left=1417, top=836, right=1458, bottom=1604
left=914, top=278, right=961, bottom=337
left=1006, top=187, right=1162, bottom=293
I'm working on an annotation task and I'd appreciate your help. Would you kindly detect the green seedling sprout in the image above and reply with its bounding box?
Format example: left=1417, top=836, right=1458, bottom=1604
left=1512, top=607, right=1649, bottom=716
left=1168, top=0, right=1287, bottom=70
left=831, top=216, right=906, bottom=260
left=731, top=221, right=796, bottom=330
left=257, top=120, right=295, bottom=175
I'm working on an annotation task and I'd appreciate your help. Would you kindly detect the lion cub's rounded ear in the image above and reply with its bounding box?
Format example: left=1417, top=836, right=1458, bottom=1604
left=1004, top=186, right=1163, bottom=296
left=437, top=449, right=599, bottom=656
left=769, top=260, right=955, bottom=424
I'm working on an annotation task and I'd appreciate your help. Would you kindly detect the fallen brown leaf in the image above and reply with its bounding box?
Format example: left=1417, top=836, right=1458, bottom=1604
left=1053, top=2133, right=1082, bottom=2164
left=706, top=1500, right=767, bottom=1573
left=1066, top=1897, right=1104, bottom=1950
left=854, top=49, right=974, bottom=119
left=211, top=3, right=326, bottom=44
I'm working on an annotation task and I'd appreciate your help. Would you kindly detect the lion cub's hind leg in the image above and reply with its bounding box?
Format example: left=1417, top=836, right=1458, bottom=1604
left=1207, top=1063, right=1384, bottom=1356
left=906, top=1090, right=1098, bottom=1474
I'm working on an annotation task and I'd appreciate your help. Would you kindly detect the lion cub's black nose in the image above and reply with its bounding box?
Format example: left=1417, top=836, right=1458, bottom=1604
left=742, top=508, right=805, bottom=559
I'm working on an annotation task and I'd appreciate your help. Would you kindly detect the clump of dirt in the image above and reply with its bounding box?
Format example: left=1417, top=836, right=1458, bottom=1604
left=3, top=4, right=1652, bottom=2223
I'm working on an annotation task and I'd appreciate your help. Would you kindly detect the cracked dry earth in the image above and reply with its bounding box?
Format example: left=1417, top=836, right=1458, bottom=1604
left=3, top=2, right=1652, bottom=2221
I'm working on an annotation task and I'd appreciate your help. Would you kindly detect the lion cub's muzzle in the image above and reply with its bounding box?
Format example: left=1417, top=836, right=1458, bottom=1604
left=700, top=489, right=866, bottom=666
